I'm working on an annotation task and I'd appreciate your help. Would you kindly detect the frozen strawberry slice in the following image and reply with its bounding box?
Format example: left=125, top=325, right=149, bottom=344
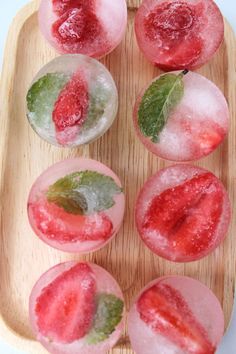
left=30, top=261, right=125, bottom=353
left=144, top=1, right=203, bottom=69
left=145, top=2, right=196, bottom=39
left=52, top=69, right=89, bottom=145
left=180, top=118, right=226, bottom=158
left=51, top=7, right=103, bottom=48
left=39, top=0, right=127, bottom=57
left=135, top=0, right=224, bottom=70
left=193, top=122, right=225, bottom=157
left=170, top=188, right=223, bottom=256
left=35, top=263, right=96, bottom=343
left=143, top=172, right=223, bottom=257
left=30, top=197, right=113, bottom=243
left=137, top=283, right=215, bottom=353
left=52, top=0, right=94, bottom=16
left=128, top=276, right=225, bottom=354
left=52, top=69, right=89, bottom=132
left=136, top=165, right=231, bottom=261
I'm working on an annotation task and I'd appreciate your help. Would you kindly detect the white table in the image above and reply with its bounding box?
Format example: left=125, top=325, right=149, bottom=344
left=0, top=1, right=235, bottom=353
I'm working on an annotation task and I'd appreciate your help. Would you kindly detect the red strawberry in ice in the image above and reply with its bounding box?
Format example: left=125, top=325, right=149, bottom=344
left=137, top=283, right=215, bottom=354
left=51, top=3, right=108, bottom=56
left=27, top=55, right=119, bottom=148
left=144, top=1, right=204, bottom=70
left=135, top=0, right=224, bottom=70
left=143, top=173, right=223, bottom=255
left=52, top=70, right=89, bottom=145
left=29, top=197, right=113, bottom=244
left=128, top=276, right=224, bottom=354
left=39, top=0, right=127, bottom=57
left=136, top=165, right=231, bottom=262
left=52, top=0, right=94, bottom=16
left=52, top=7, right=103, bottom=47
left=179, top=118, right=226, bottom=158
left=35, top=263, right=96, bottom=343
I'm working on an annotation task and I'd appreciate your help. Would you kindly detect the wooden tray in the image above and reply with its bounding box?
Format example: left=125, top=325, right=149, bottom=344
left=0, top=0, right=236, bottom=353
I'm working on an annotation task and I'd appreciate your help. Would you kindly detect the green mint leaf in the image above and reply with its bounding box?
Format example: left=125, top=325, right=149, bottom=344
left=82, top=79, right=111, bottom=131
left=46, top=172, right=88, bottom=215
left=138, top=72, right=185, bottom=142
left=46, top=171, right=122, bottom=215
left=86, top=294, right=124, bottom=344
left=27, top=73, right=69, bottom=128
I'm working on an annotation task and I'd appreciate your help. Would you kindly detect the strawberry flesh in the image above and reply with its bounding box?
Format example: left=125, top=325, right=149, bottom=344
left=35, top=263, right=96, bottom=343
left=137, top=283, right=215, bottom=354
left=52, top=0, right=94, bottom=16
left=30, top=197, right=113, bottom=243
left=163, top=37, right=202, bottom=70
left=142, top=172, right=223, bottom=257
left=186, top=120, right=226, bottom=157
left=51, top=6, right=103, bottom=49
left=52, top=70, right=89, bottom=132
left=144, top=1, right=204, bottom=69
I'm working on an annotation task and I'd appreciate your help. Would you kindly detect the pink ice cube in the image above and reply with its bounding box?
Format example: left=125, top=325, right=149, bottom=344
left=29, top=261, right=125, bottom=354
left=38, top=0, right=127, bottom=58
left=128, top=276, right=224, bottom=354
left=135, top=0, right=224, bottom=70
left=133, top=71, right=229, bottom=162
left=135, top=164, right=231, bottom=262
left=27, top=158, right=125, bottom=253
left=26, top=55, right=118, bottom=148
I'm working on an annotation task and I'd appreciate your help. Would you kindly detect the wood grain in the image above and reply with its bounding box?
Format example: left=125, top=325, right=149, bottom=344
left=0, top=1, right=235, bottom=353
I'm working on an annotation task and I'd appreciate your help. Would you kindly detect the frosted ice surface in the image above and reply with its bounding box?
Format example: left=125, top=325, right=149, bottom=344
left=97, top=0, right=127, bottom=42
left=157, top=119, right=194, bottom=161
left=182, top=72, right=229, bottom=127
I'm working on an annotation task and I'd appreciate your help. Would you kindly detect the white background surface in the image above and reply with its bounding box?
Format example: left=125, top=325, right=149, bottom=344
left=0, top=1, right=235, bottom=353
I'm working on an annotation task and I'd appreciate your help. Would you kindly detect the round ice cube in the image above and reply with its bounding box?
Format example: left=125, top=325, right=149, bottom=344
left=133, top=70, right=229, bottom=162
left=38, top=0, right=127, bottom=57
left=135, top=164, right=231, bottom=262
left=27, top=158, right=125, bottom=253
left=128, top=276, right=224, bottom=354
left=26, top=54, right=118, bottom=147
left=135, top=0, right=224, bottom=70
left=29, top=261, right=125, bottom=354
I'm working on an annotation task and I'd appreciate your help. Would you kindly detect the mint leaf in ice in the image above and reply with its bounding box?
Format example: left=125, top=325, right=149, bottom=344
left=86, top=293, right=124, bottom=344
left=46, top=171, right=122, bottom=215
left=27, top=73, right=69, bottom=127
left=138, top=71, right=187, bottom=143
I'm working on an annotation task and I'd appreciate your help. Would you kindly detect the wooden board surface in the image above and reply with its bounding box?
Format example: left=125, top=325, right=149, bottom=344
left=0, top=1, right=236, bottom=353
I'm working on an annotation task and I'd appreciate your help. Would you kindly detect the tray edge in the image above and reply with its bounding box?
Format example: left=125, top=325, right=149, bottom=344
left=0, top=1, right=235, bottom=353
